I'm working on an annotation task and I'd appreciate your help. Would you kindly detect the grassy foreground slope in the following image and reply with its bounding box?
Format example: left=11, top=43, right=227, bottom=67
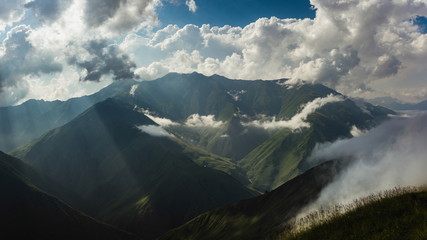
left=0, top=151, right=136, bottom=240
left=283, top=191, right=427, bottom=240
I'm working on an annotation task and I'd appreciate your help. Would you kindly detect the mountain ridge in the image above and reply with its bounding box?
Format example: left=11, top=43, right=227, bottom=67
left=12, top=97, right=255, bottom=239
left=0, top=151, right=136, bottom=240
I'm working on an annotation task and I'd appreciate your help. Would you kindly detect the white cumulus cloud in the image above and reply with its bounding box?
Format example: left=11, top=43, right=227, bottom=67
left=185, top=0, right=197, bottom=13
left=125, top=0, right=427, bottom=103
left=1, top=0, right=427, bottom=106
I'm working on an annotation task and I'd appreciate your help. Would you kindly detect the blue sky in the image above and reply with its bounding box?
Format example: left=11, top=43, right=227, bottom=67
left=414, top=15, right=427, bottom=34
left=158, top=0, right=315, bottom=27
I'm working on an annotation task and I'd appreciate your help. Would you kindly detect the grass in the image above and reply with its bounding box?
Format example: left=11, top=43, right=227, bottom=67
left=280, top=186, right=427, bottom=240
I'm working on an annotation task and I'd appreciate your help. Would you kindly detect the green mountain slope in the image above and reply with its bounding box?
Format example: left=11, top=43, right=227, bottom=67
left=12, top=98, right=254, bottom=239
left=239, top=98, right=391, bottom=191
left=5, top=72, right=393, bottom=192
left=0, top=151, right=136, bottom=240
left=115, top=73, right=392, bottom=191
left=0, top=80, right=136, bottom=151
left=158, top=160, right=345, bottom=240
left=283, top=191, right=427, bottom=240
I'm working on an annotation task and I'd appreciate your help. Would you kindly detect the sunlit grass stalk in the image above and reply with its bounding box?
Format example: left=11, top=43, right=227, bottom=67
left=281, top=186, right=423, bottom=237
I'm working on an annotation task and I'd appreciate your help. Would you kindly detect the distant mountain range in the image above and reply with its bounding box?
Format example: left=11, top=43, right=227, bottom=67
left=367, top=97, right=427, bottom=111
left=1, top=72, right=399, bottom=239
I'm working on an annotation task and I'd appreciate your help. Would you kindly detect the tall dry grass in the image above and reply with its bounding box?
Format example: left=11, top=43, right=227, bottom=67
left=280, top=186, right=423, bottom=237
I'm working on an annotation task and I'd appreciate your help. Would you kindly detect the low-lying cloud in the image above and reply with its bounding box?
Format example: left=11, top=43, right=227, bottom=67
left=138, top=108, right=179, bottom=127
left=137, top=124, right=172, bottom=137
left=139, top=108, right=224, bottom=128
left=244, top=94, right=344, bottom=130
left=185, top=114, right=224, bottom=128
left=302, top=113, right=427, bottom=212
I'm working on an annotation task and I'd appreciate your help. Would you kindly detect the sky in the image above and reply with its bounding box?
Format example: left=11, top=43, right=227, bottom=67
left=0, top=0, right=427, bottom=107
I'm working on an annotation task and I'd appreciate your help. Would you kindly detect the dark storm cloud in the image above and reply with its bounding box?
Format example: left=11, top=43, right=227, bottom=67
left=25, top=0, right=72, bottom=23
left=84, top=0, right=121, bottom=28
left=74, top=40, right=137, bottom=82
left=83, top=0, right=154, bottom=32
left=373, top=55, right=401, bottom=78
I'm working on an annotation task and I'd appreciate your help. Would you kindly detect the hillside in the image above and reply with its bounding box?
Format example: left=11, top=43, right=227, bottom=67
left=3, top=73, right=393, bottom=192
left=282, top=190, right=427, bottom=240
left=158, top=160, right=346, bottom=240
left=0, top=80, right=136, bottom=151
left=12, top=98, right=254, bottom=239
left=0, top=151, right=136, bottom=240
left=116, top=72, right=393, bottom=190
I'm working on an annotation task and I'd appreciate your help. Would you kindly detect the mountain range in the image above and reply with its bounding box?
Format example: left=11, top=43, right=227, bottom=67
left=1, top=72, right=401, bottom=239
left=11, top=98, right=254, bottom=239
left=367, top=97, right=427, bottom=111
left=0, top=151, right=136, bottom=240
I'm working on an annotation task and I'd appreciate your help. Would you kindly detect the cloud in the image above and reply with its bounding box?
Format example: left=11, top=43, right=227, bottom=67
left=129, top=84, right=138, bottom=96
left=139, top=108, right=224, bottom=128
left=244, top=94, right=344, bottom=130
left=185, top=0, right=197, bottom=13
left=0, top=0, right=27, bottom=31
left=125, top=0, right=427, bottom=102
left=25, top=0, right=72, bottom=23
left=2, top=0, right=427, bottom=106
left=185, top=114, right=224, bottom=128
left=70, top=39, right=137, bottom=82
left=349, top=125, right=366, bottom=137
left=0, top=25, right=62, bottom=105
left=372, top=54, right=401, bottom=78
left=139, top=108, right=179, bottom=127
left=0, top=0, right=160, bottom=106
left=138, top=108, right=224, bottom=129
left=288, top=47, right=360, bottom=87
left=302, top=113, right=427, bottom=212
left=137, top=125, right=172, bottom=137
left=83, top=0, right=158, bottom=33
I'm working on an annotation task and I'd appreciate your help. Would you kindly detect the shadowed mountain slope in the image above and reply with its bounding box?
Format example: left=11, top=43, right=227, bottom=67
left=0, top=80, right=136, bottom=151
left=0, top=151, right=136, bottom=240
left=12, top=98, right=254, bottom=239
